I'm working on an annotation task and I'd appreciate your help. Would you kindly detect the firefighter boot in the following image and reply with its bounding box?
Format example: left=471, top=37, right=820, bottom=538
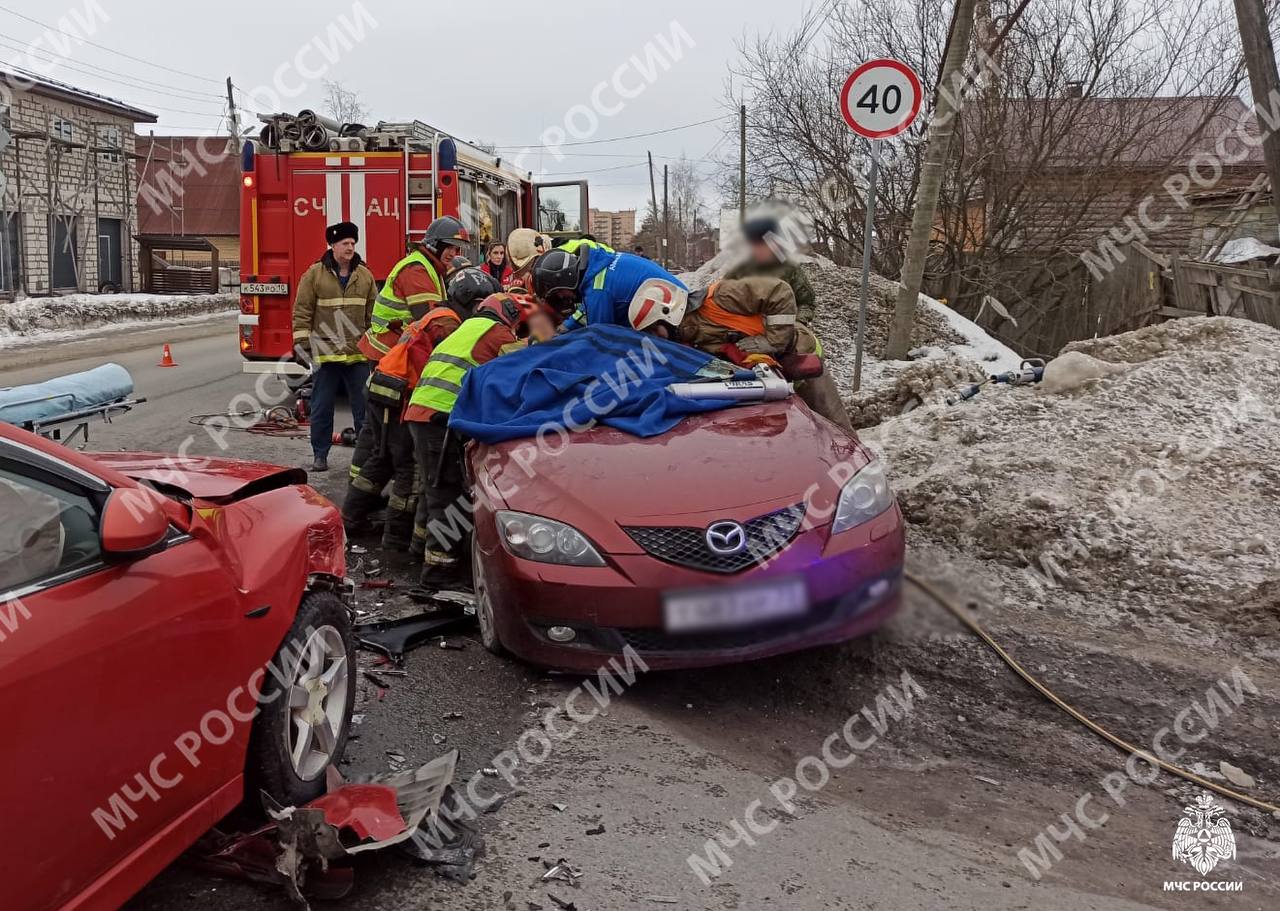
left=382, top=502, right=416, bottom=551
left=409, top=525, right=428, bottom=560
left=341, top=485, right=384, bottom=536
left=419, top=550, right=463, bottom=590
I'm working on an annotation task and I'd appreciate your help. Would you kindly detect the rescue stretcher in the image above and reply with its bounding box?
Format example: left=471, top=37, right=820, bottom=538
left=0, top=363, right=145, bottom=446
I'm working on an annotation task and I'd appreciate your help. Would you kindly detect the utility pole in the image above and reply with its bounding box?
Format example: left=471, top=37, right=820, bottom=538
left=885, top=0, right=978, bottom=359
left=739, top=102, right=747, bottom=221
left=648, top=150, right=660, bottom=239
left=1232, top=0, right=1280, bottom=234
left=662, top=164, right=670, bottom=269
left=225, top=77, right=243, bottom=153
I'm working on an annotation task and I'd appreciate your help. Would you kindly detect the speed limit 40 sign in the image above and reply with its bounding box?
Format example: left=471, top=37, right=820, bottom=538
left=839, top=58, right=922, bottom=139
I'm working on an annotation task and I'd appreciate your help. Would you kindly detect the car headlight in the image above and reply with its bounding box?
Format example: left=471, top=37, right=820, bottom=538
left=831, top=460, right=895, bottom=534
left=496, top=510, right=606, bottom=567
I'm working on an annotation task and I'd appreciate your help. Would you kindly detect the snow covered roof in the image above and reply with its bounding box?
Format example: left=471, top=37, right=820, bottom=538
left=0, top=66, right=157, bottom=123
left=1212, top=236, right=1280, bottom=265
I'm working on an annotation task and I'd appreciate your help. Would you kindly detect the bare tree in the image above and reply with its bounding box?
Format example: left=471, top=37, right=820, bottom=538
left=722, top=0, right=1248, bottom=353
left=322, top=79, right=369, bottom=125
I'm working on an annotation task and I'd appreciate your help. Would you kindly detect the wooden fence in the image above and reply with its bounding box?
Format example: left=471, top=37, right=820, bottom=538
left=946, top=244, right=1167, bottom=357
left=1167, top=257, right=1280, bottom=329
left=950, top=243, right=1280, bottom=357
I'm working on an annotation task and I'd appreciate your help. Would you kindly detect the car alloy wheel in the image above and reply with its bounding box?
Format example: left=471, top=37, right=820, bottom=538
left=285, top=624, right=350, bottom=780
left=472, top=534, right=504, bottom=655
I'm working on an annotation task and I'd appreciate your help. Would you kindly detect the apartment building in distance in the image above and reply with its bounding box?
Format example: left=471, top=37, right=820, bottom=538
left=588, top=207, right=637, bottom=250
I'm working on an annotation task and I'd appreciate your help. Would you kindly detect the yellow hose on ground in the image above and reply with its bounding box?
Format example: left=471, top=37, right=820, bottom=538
left=905, top=570, right=1280, bottom=816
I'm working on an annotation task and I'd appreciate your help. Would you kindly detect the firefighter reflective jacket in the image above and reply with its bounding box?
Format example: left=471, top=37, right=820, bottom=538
left=403, top=316, right=516, bottom=421
left=292, top=252, right=375, bottom=364
left=558, top=237, right=615, bottom=255
left=370, top=306, right=461, bottom=408
left=359, top=249, right=445, bottom=360
left=681, top=277, right=799, bottom=355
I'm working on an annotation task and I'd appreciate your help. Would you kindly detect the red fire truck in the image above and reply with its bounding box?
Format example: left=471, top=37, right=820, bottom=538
left=237, top=121, right=589, bottom=374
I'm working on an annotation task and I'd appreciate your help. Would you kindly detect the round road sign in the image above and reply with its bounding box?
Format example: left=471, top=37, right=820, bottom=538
left=839, top=58, right=923, bottom=139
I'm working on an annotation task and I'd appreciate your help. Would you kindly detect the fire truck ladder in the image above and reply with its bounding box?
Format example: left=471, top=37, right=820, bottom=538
left=1202, top=172, right=1271, bottom=261
left=368, top=121, right=439, bottom=235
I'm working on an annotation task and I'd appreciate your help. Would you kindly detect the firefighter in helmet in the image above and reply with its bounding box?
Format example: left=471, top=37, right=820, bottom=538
left=532, top=246, right=687, bottom=332
left=357, top=215, right=470, bottom=362
left=347, top=215, right=470, bottom=499
left=626, top=275, right=853, bottom=429
left=403, top=292, right=537, bottom=588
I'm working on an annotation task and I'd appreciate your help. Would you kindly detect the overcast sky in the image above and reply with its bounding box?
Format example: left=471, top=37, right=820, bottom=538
left=1, top=0, right=815, bottom=213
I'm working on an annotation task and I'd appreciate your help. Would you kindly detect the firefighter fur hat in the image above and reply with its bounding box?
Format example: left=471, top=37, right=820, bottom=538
left=325, top=221, right=359, bottom=245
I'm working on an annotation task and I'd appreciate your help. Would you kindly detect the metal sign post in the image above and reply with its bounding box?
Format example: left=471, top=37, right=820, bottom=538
left=839, top=58, right=923, bottom=391
left=854, top=141, right=881, bottom=392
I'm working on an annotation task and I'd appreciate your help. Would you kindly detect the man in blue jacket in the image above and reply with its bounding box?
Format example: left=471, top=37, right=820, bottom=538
left=532, top=246, right=688, bottom=331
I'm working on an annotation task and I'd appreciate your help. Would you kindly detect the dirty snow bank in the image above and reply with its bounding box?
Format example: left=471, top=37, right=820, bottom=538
left=0, top=293, right=237, bottom=348
left=864, top=316, right=1280, bottom=650
left=679, top=254, right=1021, bottom=427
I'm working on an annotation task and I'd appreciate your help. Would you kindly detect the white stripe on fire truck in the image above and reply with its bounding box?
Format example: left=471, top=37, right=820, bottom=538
left=325, top=169, right=344, bottom=225
left=348, top=163, right=367, bottom=260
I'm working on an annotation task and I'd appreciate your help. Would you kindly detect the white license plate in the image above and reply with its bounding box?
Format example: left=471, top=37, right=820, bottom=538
left=663, top=577, right=809, bottom=633
left=242, top=282, right=289, bottom=295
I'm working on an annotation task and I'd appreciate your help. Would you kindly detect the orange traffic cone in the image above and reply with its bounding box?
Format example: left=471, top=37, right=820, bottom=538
left=157, top=344, right=178, bottom=368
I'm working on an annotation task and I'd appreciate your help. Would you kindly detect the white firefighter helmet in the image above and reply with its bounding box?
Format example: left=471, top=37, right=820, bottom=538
left=627, top=278, right=689, bottom=333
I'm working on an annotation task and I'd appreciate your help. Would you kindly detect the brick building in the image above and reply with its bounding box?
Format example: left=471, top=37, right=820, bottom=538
left=0, top=69, right=156, bottom=297
left=136, top=135, right=241, bottom=273
left=588, top=207, right=637, bottom=250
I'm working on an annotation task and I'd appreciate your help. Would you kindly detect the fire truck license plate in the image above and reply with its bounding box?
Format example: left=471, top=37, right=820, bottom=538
left=242, top=282, right=289, bottom=295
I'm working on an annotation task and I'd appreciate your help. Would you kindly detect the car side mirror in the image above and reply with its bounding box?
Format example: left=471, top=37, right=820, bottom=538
left=100, top=487, right=171, bottom=558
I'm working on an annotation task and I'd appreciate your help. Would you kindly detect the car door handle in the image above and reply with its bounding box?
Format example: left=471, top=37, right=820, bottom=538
left=245, top=604, right=272, bottom=619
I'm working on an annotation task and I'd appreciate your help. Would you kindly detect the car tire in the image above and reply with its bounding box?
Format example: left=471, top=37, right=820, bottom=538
left=472, top=534, right=506, bottom=656
left=247, top=591, right=356, bottom=809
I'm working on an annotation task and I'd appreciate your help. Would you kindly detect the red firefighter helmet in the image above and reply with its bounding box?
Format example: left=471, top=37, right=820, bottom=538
left=475, top=292, right=538, bottom=333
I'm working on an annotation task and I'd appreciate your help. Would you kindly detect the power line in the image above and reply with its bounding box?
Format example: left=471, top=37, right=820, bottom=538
left=493, top=115, right=728, bottom=150
left=0, top=3, right=223, bottom=86
left=0, top=35, right=225, bottom=103
left=537, top=161, right=650, bottom=176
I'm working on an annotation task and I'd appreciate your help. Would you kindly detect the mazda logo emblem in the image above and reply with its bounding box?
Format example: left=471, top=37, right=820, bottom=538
left=705, top=520, right=747, bottom=556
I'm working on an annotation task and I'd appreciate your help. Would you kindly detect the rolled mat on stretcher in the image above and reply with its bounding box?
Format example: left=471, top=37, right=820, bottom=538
left=0, top=363, right=135, bottom=427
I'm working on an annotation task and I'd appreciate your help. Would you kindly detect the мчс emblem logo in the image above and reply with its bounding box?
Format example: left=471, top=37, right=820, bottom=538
left=1172, top=794, right=1236, bottom=876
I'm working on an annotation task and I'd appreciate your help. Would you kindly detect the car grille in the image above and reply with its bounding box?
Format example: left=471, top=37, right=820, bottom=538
left=622, top=504, right=806, bottom=574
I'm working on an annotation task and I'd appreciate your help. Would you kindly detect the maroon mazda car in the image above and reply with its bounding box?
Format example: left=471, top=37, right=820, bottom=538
left=467, top=398, right=904, bottom=672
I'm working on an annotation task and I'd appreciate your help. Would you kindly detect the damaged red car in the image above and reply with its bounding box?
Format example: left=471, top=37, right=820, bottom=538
left=469, top=398, right=905, bottom=672
left=0, top=423, right=356, bottom=911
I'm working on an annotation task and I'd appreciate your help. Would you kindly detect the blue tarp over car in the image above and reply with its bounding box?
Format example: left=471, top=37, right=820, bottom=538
left=449, top=325, right=747, bottom=443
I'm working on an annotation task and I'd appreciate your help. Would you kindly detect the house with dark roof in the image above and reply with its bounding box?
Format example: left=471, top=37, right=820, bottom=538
left=968, top=94, right=1267, bottom=256
left=0, top=67, right=157, bottom=297
left=133, top=135, right=241, bottom=292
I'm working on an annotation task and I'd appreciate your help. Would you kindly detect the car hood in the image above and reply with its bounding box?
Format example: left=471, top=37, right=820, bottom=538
left=91, top=452, right=308, bottom=503
left=475, top=399, right=871, bottom=551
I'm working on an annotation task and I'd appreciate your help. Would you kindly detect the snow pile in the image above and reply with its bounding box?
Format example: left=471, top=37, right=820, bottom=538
left=865, top=316, right=1280, bottom=648
left=0, top=293, right=237, bottom=348
left=679, top=253, right=1022, bottom=427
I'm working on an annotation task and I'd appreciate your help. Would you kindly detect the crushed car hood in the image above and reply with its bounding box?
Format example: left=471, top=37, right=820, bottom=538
left=91, top=452, right=308, bottom=503
left=476, top=399, right=871, bottom=551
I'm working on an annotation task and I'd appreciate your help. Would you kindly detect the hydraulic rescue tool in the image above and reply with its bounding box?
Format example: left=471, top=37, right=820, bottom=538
left=667, top=363, right=794, bottom=403
left=948, top=358, right=1046, bottom=405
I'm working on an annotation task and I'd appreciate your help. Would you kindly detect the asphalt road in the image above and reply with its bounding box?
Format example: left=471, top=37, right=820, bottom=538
left=5, top=318, right=1274, bottom=910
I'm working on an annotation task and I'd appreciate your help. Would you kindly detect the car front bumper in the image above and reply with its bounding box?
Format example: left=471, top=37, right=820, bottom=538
left=479, top=505, right=905, bottom=673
